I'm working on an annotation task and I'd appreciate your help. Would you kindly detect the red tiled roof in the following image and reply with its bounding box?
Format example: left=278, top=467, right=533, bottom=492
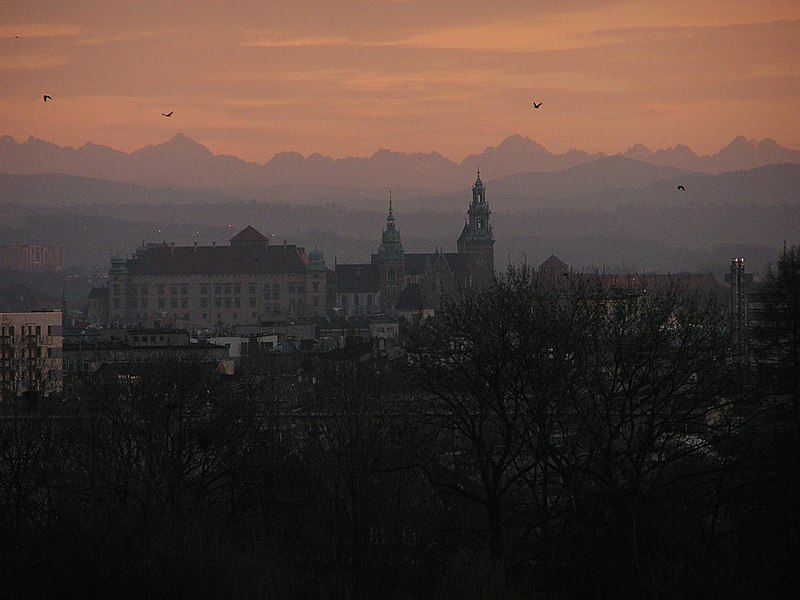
left=230, top=225, right=268, bottom=243
left=125, top=244, right=308, bottom=275
left=540, top=255, right=569, bottom=272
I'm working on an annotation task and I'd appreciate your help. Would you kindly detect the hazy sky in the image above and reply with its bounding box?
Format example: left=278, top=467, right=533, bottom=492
left=2, top=1, right=799, bottom=163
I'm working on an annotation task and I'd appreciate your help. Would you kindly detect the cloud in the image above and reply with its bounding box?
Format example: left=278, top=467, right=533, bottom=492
left=0, top=53, right=67, bottom=70
left=76, top=29, right=164, bottom=46
left=0, top=23, right=80, bottom=38
left=246, top=36, right=352, bottom=48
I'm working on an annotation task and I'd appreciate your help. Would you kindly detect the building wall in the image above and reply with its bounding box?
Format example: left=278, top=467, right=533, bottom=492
left=0, top=245, right=64, bottom=271
left=336, top=291, right=382, bottom=317
left=108, top=270, right=326, bottom=330
left=0, top=311, right=63, bottom=402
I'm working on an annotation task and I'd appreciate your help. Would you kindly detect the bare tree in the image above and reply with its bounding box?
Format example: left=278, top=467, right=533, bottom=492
left=408, top=266, right=732, bottom=598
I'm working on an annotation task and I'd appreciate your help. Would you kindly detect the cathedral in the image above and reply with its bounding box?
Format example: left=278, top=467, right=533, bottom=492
left=334, top=172, right=495, bottom=316
left=98, top=173, right=494, bottom=330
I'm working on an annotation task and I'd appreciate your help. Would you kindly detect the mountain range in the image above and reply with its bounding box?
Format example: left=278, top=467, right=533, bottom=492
left=2, top=132, right=798, bottom=279
left=2, top=132, right=799, bottom=200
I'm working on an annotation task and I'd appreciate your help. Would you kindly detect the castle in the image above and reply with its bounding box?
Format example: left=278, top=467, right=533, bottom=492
left=100, top=173, right=494, bottom=330
left=335, top=172, right=495, bottom=317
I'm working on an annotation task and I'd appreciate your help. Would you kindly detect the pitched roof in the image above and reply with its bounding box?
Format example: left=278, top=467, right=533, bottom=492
left=539, top=255, right=569, bottom=272
left=125, top=244, right=308, bottom=276
left=405, top=252, right=467, bottom=280
left=335, top=263, right=380, bottom=293
left=441, top=253, right=470, bottom=282
left=396, top=283, right=434, bottom=311
left=230, top=225, right=268, bottom=244
left=403, top=253, right=435, bottom=276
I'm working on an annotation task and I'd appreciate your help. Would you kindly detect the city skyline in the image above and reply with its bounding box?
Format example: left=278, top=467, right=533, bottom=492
left=2, top=1, right=799, bottom=163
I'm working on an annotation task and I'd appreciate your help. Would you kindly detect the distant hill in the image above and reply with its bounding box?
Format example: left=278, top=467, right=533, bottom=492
left=3, top=161, right=799, bottom=213
left=2, top=132, right=799, bottom=199
left=487, top=156, right=688, bottom=207
left=622, top=136, right=800, bottom=173
left=2, top=163, right=797, bottom=280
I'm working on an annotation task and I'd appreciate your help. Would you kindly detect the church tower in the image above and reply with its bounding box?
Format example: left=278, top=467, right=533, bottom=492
left=457, top=171, right=495, bottom=289
left=376, top=196, right=405, bottom=314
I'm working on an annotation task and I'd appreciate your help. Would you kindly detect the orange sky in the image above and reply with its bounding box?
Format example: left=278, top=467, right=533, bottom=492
left=2, top=1, right=799, bottom=163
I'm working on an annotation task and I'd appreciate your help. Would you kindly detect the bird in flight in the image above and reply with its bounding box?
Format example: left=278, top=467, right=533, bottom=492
left=532, top=102, right=542, bottom=109
left=162, top=111, right=173, bottom=117
left=677, top=185, right=685, bottom=191
left=43, top=95, right=52, bottom=102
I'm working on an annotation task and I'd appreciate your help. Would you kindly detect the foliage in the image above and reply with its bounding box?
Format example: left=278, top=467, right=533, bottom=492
left=1, top=256, right=798, bottom=598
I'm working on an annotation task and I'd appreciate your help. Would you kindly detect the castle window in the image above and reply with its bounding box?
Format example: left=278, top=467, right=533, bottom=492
left=477, top=218, right=484, bottom=229
left=387, top=267, right=395, bottom=280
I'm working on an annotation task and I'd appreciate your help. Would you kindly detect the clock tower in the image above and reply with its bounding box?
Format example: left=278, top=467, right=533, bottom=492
left=457, top=172, right=495, bottom=289
left=376, top=197, right=405, bottom=314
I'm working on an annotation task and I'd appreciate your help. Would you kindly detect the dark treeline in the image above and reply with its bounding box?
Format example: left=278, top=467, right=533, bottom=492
left=2, top=250, right=799, bottom=599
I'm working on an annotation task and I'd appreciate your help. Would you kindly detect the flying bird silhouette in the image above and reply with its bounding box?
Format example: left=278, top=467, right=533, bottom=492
left=43, top=95, right=52, bottom=102
left=532, top=102, right=542, bottom=109
left=162, top=111, right=173, bottom=117
left=677, top=185, right=685, bottom=191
